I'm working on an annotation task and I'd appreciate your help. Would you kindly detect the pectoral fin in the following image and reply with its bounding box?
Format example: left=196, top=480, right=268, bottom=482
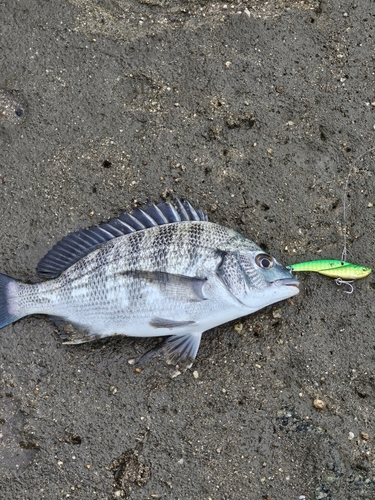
left=120, top=270, right=207, bottom=302
left=138, top=332, right=202, bottom=367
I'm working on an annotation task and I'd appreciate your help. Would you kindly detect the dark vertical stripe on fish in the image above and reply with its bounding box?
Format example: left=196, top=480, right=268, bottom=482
left=188, top=223, right=204, bottom=269
left=128, top=230, right=146, bottom=269
left=156, top=223, right=179, bottom=270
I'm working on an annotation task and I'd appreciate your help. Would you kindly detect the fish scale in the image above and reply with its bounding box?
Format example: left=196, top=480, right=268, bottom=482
left=0, top=200, right=299, bottom=366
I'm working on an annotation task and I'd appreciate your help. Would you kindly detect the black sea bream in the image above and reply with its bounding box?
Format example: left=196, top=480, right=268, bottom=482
left=0, top=200, right=299, bottom=365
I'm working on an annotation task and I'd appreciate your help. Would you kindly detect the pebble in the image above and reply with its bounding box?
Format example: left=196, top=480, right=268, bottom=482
left=234, top=322, right=243, bottom=333
left=360, top=431, right=369, bottom=441
left=313, top=398, right=326, bottom=410
left=193, top=370, right=199, bottom=379
left=0, top=89, right=28, bottom=124
left=348, top=431, right=355, bottom=440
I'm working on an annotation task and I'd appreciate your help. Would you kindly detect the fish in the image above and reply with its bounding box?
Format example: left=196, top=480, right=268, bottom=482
left=0, top=199, right=299, bottom=366
left=286, top=259, right=371, bottom=280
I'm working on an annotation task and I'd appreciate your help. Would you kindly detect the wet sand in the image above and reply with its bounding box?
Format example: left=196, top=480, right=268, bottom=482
left=0, top=1, right=374, bottom=498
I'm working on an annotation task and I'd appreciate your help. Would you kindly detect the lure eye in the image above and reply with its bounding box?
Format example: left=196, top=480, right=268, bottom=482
left=256, top=254, right=274, bottom=269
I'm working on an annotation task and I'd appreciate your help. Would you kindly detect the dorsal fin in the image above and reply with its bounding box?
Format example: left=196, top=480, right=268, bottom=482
left=36, top=199, right=209, bottom=279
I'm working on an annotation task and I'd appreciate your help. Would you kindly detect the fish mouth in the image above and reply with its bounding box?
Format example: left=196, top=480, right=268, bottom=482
left=273, top=278, right=300, bottom=288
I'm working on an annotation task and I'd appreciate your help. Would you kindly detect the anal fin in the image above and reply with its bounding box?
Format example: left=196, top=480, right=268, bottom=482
left=138, top=332, right=202, bottom=368
left=50, top=317, right=100, bottom=344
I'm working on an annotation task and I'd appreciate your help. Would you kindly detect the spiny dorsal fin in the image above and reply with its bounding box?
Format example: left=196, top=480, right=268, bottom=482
left=36, top=199, right=209, bottom=279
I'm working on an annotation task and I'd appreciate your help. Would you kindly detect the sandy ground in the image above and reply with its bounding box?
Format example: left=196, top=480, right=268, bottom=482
left=1, top=0, right=375, bottom=499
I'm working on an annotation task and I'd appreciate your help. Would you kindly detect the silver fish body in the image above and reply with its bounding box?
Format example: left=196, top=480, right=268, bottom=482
left=0, top=200, right=299, bottom=365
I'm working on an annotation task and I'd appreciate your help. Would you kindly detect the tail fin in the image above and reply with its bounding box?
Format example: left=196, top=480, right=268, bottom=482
left=0, top=273, right=23, bottom=329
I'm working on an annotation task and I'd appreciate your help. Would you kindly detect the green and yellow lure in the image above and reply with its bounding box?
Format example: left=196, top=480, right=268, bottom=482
left=286, top=260, right=371, bottom=280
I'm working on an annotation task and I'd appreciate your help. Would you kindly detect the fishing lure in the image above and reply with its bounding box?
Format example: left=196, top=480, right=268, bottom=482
left=286, top=260, right=371, bottom=280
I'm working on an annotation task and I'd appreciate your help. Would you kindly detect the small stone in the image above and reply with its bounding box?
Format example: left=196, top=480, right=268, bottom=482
left=367, top=202, right=373, bottom=208
left=234, top=322, right=243, bottom=333
left=127, top=358, right=136, bottom=365
left=135, top=367, right=141, bottom=373
left=313, top=398, right=326, bottom=410
left=86, top=464, right=91, bottom=469
left=109, top=385, right=117, bottom=395
left=267, top=148, right=273, bottom=154
left=225, top=61, right=232, bottom=68
left=371, top=101, right=375, bottom=107
left=113, top=491, right=122, bottom=498
left=193, top=370, right=199, bottom=379
left=272, top=309, right=281, bottom=319
left=348, top=431, right=355, bottom=440
left=360, top=431, right=369, bottom=441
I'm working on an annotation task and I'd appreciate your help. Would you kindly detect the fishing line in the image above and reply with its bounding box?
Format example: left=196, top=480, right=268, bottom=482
left=341, top=146, right=375, bottom=264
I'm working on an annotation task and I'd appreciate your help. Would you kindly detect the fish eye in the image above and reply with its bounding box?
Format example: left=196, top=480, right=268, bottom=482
left=255, top=254, right=274, bottom=269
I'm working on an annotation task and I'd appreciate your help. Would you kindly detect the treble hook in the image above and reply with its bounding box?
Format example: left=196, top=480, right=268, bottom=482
left=335, top=277, right=354, bottom=294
